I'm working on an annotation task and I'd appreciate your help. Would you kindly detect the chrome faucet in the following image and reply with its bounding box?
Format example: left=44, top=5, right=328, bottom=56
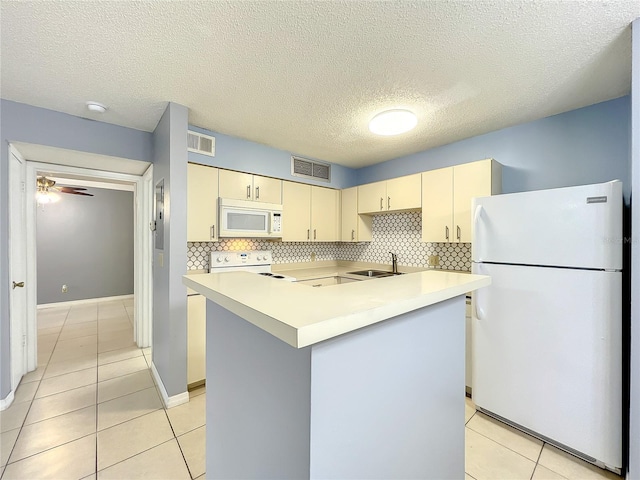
left=390, top=252, right=398, bottom=274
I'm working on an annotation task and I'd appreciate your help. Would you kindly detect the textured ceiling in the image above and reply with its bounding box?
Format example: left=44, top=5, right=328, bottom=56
left=2, top=1, right=639, bottom=168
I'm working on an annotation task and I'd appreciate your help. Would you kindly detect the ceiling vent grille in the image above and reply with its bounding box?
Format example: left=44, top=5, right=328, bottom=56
left=187, top=131, right=215, bottom=157
left=291, top=156, right=331, bottom=182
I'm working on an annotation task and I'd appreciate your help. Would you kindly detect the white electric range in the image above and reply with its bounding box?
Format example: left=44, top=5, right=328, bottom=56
left=209, top=250, right=296, bottom=282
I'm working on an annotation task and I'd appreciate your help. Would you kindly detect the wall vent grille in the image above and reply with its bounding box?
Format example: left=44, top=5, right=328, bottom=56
left=187, top=131, right=215, bottom=157
left=291, top=156, right=330, bottom=182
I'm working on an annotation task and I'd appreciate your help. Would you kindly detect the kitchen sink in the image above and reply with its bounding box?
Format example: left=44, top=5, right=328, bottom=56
left=347, top=270, right=404, bottom=278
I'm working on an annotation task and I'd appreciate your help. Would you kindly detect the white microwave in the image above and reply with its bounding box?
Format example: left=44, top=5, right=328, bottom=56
left=218, top=198, right=283, bottom=238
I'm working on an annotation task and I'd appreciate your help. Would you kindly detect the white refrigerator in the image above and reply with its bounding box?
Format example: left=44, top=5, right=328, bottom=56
left=471, top=180, right=623, bottom=473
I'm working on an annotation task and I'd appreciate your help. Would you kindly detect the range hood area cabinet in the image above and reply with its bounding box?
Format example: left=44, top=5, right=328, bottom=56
left=422, top=159, right=502, bottom=243
left=187, top=163, right=219, bottom=242
left=219, top=169, right=282, bottom=204
left=282, top=181, right=340, bottom=242
left=357, top=173, right=421, bottom=214
left=341, top=187, right=372, bottom=242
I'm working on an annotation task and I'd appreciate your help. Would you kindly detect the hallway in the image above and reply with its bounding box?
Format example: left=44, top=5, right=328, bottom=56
left=0, top=298, right=205, bottom=479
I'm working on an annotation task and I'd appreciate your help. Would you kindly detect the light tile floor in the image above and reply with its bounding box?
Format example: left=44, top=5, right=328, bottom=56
left=0, top=298, right=624, bottom=480
left=0, top=299, right=205, bottom=480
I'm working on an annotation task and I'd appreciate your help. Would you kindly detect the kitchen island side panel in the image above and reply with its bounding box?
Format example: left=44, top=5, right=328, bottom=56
left=309, top=296, right=466, bottom=480
left=206, top=300, right=312, bottom=480
left=206, top=300, right=311, bottom=480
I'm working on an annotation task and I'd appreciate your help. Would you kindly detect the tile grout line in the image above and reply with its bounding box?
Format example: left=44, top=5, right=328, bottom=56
left=530, top=441, right=546, bottom=480
left=3, top=306, right=72, bottom=470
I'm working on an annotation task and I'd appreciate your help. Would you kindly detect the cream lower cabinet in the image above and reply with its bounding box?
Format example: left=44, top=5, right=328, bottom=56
left=341, top=187, right=372, bottom=242
left=422, top=159, right=502, bottom=243
left=282, top=181, right=339, bottom=242
left=187, top=293, right=206, bottom=387
left=357, top=174, right=421, bottom=214
left=187, top=163, right=219, bottom=242
left=219, top=169, right=282, bottom=204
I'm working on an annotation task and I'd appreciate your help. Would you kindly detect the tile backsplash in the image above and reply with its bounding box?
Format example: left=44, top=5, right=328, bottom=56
left=340, top=212, right=471, bottom=271
left=187, top=211, right=471, bottom=272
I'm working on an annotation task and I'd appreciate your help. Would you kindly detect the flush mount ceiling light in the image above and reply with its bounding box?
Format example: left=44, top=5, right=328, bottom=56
left=369, top=109, right=417, bottom=136
left=86, top=101, right=107, bottom=113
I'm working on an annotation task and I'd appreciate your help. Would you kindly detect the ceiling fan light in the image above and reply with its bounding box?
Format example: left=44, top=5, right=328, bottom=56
left=369, top=109, right=417, bottom=136
left=36, top=190, right=60, bottom=204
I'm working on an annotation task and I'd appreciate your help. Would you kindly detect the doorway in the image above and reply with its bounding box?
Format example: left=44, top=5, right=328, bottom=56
left=6, top=143, right=153, bottom=403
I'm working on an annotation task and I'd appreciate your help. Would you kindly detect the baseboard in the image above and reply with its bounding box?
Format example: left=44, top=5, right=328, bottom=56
left=0, top=390, right=15, bottom=411
left=150, top=361, right=190, bottom=409
left=37, top=294, right=134, bottom=309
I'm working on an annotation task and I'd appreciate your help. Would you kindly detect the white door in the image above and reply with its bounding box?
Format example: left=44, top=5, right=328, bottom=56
left=9, top=147, right=28, bottom=390
left=472, top=262, right=622, bottom=468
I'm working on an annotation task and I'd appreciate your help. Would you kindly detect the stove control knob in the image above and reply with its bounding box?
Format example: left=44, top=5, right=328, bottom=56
left=216, top=256, right=223, bottom=263
left=224, top=256, right=230, bottom=262
left=256, top=255, right=263, bottom=261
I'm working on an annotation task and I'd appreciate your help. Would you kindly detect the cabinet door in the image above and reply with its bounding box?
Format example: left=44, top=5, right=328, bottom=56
left=341, top=187, right=357, bottom=242
left=386, top=174, right=421, bottom=211
left=311, top=186, right=339, bottom=241
left=453, top=160, right=494, bottom=243
left=422, top=168, right=453, bottom=242
left=219, top=169, right=253, bottom=201
left=187, top=164, right=218, bottom=242
left=341, top=187, right=372, bottom=242
left=187, top=295, right=206, bottom=386
left=282, top=181, right=311, bottom=241
left=357, top=181, right=386, bottom=214
left=253, top=175, right=282, bottom=204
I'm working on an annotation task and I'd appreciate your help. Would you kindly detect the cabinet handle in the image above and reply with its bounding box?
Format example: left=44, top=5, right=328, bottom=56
left=307, top=229, right=310, bottom=240
left=388, top=196, right=391, bottom=210
left=380, top=197, right=383, bottom=210
left=314, top=229, right=317, bottom=240
left=456, top=225, right=461, bottom=241
left=210, top=225, right=215, bottom=239
left=351, top=229, right=355, bottom=241
left=247, top=185, right=251, bottom=198
left=445, top=226, right=449, bottom=241
left=255, top=186, right=260, bottom=199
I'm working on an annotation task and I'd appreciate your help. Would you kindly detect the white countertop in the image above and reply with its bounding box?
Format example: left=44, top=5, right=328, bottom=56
left=183, top=270, right=489, bottom=348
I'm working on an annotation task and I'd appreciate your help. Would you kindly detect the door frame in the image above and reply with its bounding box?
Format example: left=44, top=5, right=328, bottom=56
left=8, top=145, right=28, bottom=391
left=17, top=157, right=154, bottom=379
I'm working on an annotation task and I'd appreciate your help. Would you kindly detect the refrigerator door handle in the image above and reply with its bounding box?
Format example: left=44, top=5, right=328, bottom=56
left=473, top=204, right=483, bottom=228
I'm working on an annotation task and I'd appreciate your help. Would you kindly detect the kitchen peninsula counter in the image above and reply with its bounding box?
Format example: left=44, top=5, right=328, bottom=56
left=182, top=269, right=488, bottom=348
left=182, top=270, right=490, bottom=480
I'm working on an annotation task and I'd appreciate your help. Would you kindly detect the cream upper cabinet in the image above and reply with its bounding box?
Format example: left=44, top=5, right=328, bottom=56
left=422, top=159, right=502, bottom=243
left=282, top=181, right=312, bottom=241
left=311, top=186, right=339, bottom=242
left=421, top=168, right=453, bottom=242
left=341, top=187, right=372, bottom=242
left=357, top=181, right=387, bottom=214
left=187, top=163, right=219, bottom=242
left=219, top=169, right=282, bottom=204
left=282, top=181, right=339, bottom=242
left=253, top=175, right=282, bottom=204
left=386, top=174, right=421, bottom=211
left=357, top=174, right=421, bottom=214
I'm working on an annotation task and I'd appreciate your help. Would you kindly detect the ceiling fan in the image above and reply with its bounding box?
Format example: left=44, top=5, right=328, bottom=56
left=36, top=176, right=94, bottom=204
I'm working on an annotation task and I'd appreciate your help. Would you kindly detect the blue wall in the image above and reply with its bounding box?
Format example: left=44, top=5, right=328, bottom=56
left=356, top=96, right=631, bottom=202
left=152, top=103, right=189, bottom=398
left=188, top=126, right=358, bottom=189
left=0, top=100, right=153, bottom=399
